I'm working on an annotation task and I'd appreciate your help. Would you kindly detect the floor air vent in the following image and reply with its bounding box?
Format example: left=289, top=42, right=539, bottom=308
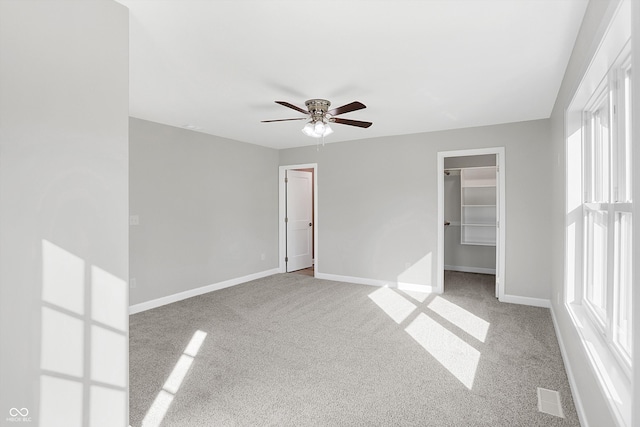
left=537, top=387, right=564, bottom=418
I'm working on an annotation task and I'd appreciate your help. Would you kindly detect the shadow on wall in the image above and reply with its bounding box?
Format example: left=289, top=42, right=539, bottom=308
left=39, top=240, right=127, bottom=426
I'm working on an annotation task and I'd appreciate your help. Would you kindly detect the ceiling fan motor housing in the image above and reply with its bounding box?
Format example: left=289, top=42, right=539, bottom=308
left=305, top=99, right=331, bottom=121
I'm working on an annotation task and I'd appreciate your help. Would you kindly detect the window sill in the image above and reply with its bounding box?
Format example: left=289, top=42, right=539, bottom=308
left=566, top=302, right=631, bottom=427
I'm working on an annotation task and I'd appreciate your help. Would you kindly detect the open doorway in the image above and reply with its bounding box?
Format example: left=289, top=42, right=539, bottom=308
left=437, top=148, right=505, bottom=299
left=279, top=164, right=318, bottom=276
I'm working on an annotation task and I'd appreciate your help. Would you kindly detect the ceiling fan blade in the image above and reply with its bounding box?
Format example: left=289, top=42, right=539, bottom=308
left=328, top=101, right=366, bottom=116
left=275, top=101, right=309, bottom=116
left=261, top=118, right=307, bottom=123
left=332, top=117, right=373, bottom=128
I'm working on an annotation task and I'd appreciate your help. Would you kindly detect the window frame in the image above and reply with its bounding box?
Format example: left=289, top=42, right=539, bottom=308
left=564, top=2, right=633, bottom=425
left=580, top=47, right=633, bottom=378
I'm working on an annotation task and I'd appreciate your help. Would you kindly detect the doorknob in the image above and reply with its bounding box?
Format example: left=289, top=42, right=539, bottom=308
left=309, top=222, right=313, bottom=226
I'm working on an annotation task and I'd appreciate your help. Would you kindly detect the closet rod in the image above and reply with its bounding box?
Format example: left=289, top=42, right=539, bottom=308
left=443, top=168, right=461, bottom=176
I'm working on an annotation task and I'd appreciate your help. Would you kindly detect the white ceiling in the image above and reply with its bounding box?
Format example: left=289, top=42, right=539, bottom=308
left=117, top=0, right=588, bottom=150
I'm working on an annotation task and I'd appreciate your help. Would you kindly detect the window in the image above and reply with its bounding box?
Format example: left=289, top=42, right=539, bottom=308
left=612, top=61, right=633, bottom=364
left=582, top=52, right=633, bottom=371
left=565, top=2, right=633, bottom=424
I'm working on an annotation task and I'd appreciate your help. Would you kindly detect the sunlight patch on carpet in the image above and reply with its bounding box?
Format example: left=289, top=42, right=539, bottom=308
left=405, top=313, right=480, bottom=389
left=368, top=286, right=417, bottom=324
left=427, top=296, right=490, bottom=342
left=141, top=329, right=208, bottom=427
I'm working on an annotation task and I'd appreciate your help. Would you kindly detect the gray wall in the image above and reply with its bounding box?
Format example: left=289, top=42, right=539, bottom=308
left=548, top=0, right=632, bottom=426
left=129, top=118, right=279, bottom=305
left=443, top=156, right=497, bottom=272
left=0, top=1, right=129, bottom=425
left=280, top=119, right=551, bottom=299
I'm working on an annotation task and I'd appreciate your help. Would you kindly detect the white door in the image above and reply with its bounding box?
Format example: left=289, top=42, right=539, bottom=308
left=286, top=170, right=313, bottom=272
left=494, top=164, right=499, bottom=298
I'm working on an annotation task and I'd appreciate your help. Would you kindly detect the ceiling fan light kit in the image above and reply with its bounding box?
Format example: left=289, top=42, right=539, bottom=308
left=262, top=98, right=372, bottom=139
left=302, top=120, right=333, bottom=138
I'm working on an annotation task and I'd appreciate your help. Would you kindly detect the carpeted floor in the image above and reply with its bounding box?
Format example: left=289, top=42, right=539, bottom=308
left=129, top=271, right=580, bottom=426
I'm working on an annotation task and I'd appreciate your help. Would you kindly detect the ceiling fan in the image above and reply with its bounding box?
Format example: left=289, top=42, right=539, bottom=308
left=262, top=99, right=372, bottom=138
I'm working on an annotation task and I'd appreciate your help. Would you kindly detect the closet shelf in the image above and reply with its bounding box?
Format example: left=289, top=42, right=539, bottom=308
left=460, top=167, right=497, bottom=246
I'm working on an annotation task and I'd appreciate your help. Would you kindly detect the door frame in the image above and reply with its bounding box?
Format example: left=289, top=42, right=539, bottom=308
left=437, top=147, right=506, bottom=300
left=279, top=163, right=318, bottom=274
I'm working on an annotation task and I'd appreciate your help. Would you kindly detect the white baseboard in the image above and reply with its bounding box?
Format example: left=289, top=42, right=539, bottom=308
left=397, top=282, right=438, bottom=293
left=315, top=272, right=439, bottom=294
left=445, top=264, right=496, bottom=275
left=129, top=268, right=279, bottom=314
left=550, top=305, right=589, bottom=427
left=317, top=272, right=548, bottom=308
left=499, top=294, right=550, bottom=308
left=315, top=272, right=389, bottom=287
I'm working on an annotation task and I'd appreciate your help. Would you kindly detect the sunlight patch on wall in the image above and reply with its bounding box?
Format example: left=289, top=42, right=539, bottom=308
left=90, top=386, right=127, bottom=427
left=368, top=287, right=417, bottom=324
left=42, top=240, right=84, bottom=314
left=91, top=325, right=127, bottom=387
left=427, top=296, right=490, bottom=342
left=397, top=253, right=432, bottom=289
left=40, top=239, right=128, bottom=426
left=91, top=265, right=127, bottom=331
left=40, top=307, right=84, bottom=377
left=40, top=375, right=83, bottom=427
left=405, top=312, right=480, bottom=389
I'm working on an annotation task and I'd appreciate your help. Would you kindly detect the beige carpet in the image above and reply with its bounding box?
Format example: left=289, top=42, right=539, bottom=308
left=129, top=271, right=580, bottom=426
